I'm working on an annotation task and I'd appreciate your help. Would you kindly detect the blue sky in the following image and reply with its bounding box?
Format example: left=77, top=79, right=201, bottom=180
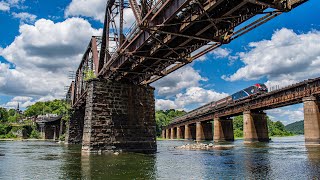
left=0, top=0, right=319, bottom=124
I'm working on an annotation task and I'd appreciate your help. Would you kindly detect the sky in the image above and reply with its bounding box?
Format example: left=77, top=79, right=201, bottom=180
left=0, top=0, right=319, bottom=125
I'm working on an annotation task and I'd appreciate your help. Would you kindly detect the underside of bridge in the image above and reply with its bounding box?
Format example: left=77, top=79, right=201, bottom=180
left=65, top=0, right=308, bottom=153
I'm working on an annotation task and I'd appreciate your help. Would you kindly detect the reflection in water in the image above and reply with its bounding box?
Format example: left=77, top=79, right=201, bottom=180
left=244, top=143, right=271, bottom=179
left=1, top=137, right=320, bottom=179
left=80, top=152, right=156, bottom=179
left=306, top=146, right=320, bottom=179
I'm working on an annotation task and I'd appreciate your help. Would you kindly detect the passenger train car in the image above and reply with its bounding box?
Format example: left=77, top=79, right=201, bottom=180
left=171, top=84, right=268, bottom=124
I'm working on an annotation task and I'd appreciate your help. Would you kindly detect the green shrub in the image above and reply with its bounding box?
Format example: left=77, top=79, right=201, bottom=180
left=30, top=130, right=41, bottom=139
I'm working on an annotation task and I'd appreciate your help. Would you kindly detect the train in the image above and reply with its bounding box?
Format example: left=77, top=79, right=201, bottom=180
left=172, top=83, right=268, bottom=124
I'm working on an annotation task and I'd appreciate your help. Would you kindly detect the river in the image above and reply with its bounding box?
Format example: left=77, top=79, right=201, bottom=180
left=0, top=136, right=319, bottom=179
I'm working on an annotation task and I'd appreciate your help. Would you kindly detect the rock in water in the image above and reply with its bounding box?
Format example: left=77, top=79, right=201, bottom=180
left=175, top=143, right=234, bottom=150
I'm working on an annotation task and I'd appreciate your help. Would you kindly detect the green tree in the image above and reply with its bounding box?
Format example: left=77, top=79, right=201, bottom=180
left=155, top=109, right=186, bottom=136
left=0, top=108, right=8, bottom=122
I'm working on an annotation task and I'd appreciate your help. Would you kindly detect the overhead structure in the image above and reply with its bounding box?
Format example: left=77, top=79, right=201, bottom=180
left=95, top=0, right=307, bottom=85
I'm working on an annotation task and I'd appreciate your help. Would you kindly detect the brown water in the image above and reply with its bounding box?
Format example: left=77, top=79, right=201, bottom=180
left=0, top=136, right=319, bottom=179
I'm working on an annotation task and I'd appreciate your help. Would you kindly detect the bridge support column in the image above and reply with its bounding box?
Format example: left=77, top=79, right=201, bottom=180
left=162, top=130, right=165, bottom=139
left=303, top=96, right=320, bottom=144
left=65, top=106, right=85, bottom=144
left=185, top=124, right=191, bottom=140
left=82, top=79, right=156, bottom=153
left=196, top=122, right=205, bottom=141
left=243, top=110, right=269, bottom=143
left=177, top=126, right=182, bottom=139
left=214, top=117, right=234, bottom=142
left=166, top=129, right=170, bottom=139
left=171, top=127, right=176, bottom=139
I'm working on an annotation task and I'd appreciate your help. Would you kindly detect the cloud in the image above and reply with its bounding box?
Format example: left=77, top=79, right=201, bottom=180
left=211, top=48, right=231, bottom=58
left=0, top=18, right=101, bottom=98
left=155, top=87, right=228, bottom=111
left=1, top=95, right=57, bottom=109
left=12, top=12, right=37, bottom=24
left=155, top=99, right=178, bottom=110
left=0, top=0, right=25, bottom=11
left=266, top=106, right=304, bottom=125
left=65, top=0, right=135, bottom=28
left=152, top=66, right=207, bottom=97
left=0, top=2, right=10, bottom=11
left=195, top=47, right=231, bottom=61
left=222, top=28, right=320, bottom=87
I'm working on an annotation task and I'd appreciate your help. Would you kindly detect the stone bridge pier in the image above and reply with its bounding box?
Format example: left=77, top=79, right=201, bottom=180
left=66, top=79, right=157, bottom=153
left=303, top=96, right=320, bottom=144
left=214, top=117, right=234, bottom=142
left=243, top=110, right=269, bottom=143
left=196, top=121, right=213, bottom=141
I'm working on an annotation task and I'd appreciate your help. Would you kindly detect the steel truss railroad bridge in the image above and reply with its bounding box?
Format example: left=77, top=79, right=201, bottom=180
left=164, top=77, right=320, bottom=144
left=65, top=0, right=308, bottom=153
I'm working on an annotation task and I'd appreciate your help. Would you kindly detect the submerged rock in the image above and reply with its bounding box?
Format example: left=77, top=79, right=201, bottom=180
left=175, top=143, right=234, bottom=150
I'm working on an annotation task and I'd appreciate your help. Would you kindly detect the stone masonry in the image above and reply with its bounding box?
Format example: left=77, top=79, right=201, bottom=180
left=82, top=79, right=156, bottom=153
left=65, top=106, right=85, bottom=144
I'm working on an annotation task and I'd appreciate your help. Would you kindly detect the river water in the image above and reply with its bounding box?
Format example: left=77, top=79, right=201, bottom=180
left=0, top=136, right=319, bottom=179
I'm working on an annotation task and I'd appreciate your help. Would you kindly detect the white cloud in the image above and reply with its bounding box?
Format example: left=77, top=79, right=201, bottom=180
left=0, top=18, right=102, bottom=99
left=12, top=12, right=37, bottom=24
left=155, top=99, right=178, bottom=110
left=155, top=87, right=228, bottom=111
left=266, top=106, right=304, bottom=125
left=222, top=28, right=320, bottom=87
left=65, top=0, right=135, bottom=28
left=1, top=94, right=57, bottom=109
left=0, top=2, right=10, bottom=11
left=0, top=0, right=25, bottom=11
left=195, top=47, right=231, bottom=62
left=211, top=48, right=231, bottom=58
left=152, top=66, right=208, bottom=97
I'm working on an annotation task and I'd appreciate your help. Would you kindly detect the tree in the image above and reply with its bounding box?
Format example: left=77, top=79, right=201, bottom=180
left=0, top=108, right=8, bottom=122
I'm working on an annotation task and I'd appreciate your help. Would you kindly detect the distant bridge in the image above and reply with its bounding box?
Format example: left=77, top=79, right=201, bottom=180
left=65, top=0, right=309, bottom=153
left=163, top=77, right=320, bottom=144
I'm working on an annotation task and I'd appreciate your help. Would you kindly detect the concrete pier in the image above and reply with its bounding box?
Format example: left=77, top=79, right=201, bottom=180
left=214, top=117, right=234, bottom=142
left=185, top=124, right=191, bottom=140
left=243, top=110, right=269, bottom=143
left=177, top=126, right=182, bottom=139
left=196, top=122, right=205, bottom=141
left=171, top=128, right=175, bottom=139
left=166, top=129, right=170, bottom=139
left=303, top=96, right=320, bottom=144
left=162, top=130, right=165, bottom=139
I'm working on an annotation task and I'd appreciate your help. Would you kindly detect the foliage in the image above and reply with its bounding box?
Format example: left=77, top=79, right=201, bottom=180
left=285, top=120, right=304, bottom=134
left=24, top=99, right=69, bottom=118
left=155, top=109, right=186, bottom=136
left=84, top=69, right=96, bottom=81
left=59, top=134, right=65, bottom=141
left=30, top=129, right=41, bottom=139
left=0, top=108, right=8, bottom=122
left=0, top=124, right=12, bottom=135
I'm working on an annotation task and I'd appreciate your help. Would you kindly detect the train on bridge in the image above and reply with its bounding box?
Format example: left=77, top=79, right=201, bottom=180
left=173, top=83, right=268, bottom=123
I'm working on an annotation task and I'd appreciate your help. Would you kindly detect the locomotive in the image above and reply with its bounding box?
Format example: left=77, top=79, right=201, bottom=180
left=172, top=84, right=268, bottom=124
